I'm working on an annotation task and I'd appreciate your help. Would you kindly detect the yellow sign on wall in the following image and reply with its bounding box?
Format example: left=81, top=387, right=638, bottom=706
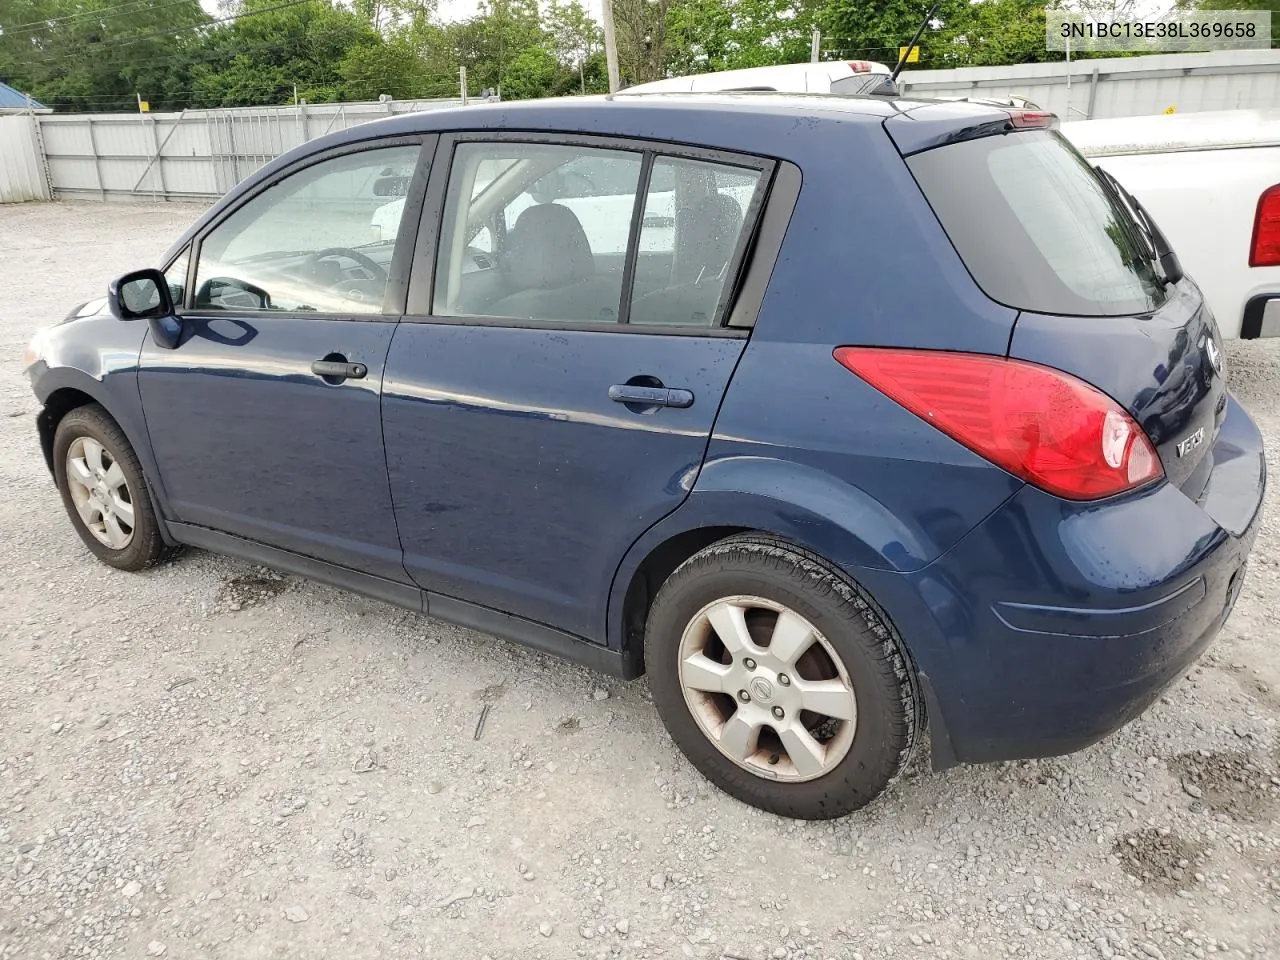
left=898, top=45, right=920, bottom=63
left=1164, top=105, right=1177, bottom=115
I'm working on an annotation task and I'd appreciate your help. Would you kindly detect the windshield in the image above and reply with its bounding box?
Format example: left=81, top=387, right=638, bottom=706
left=907, top=129, right=1169, bottom=317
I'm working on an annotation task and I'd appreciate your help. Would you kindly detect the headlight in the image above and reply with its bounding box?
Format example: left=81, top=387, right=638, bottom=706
left=23, top=328, right=48, bottom=373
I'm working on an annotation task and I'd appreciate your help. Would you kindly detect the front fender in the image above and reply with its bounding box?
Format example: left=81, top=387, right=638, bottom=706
left=27, top=322, right=174, bottom=528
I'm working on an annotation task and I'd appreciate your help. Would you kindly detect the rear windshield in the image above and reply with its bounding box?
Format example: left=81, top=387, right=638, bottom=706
left=907, top=129, right=1168, bottom=317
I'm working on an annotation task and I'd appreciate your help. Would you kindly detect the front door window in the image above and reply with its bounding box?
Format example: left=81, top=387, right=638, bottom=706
left=193, top=145, right=421, bottom=314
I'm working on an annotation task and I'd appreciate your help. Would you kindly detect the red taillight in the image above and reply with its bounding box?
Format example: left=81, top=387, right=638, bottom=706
left=1250, top=184, right=1280, bottom=267
left=833, top=347, right=1164, bottom=501
left=847, top=60, right=872, bottom=73
left=1007, top=110, right=1056, bottom=129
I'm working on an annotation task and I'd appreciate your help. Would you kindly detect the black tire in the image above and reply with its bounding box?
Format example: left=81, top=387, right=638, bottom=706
left=52, top=404, right=177, bottom=571
left=644, top=533, right=918, bottom=820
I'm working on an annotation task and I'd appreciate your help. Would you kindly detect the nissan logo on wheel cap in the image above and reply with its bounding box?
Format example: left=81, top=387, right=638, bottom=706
left=748, top=676, right=775, bottom=703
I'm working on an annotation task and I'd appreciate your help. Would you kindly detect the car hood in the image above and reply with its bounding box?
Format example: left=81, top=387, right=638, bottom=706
left=63, top=297, right=110, bottom=323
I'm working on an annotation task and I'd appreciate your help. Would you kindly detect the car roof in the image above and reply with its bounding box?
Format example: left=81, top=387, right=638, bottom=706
left=317, top=91, right=1003, bottom=147
left=387, top=91, right=912, bottom=128
left=164, top=92, right=1011, bottom=261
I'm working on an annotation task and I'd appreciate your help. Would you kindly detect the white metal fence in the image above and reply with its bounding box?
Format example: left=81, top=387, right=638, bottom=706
left=898, top=49, right=1280, bottom=121
left=0, top=115, right=52, bottom=202
left=36, top=98, right=468, bottom=203
left=6, top=50, right=1280, bottom=205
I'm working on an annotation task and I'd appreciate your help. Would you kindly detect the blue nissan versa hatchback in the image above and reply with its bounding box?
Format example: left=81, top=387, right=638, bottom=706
left=23, top=94, right=1265, bottom=819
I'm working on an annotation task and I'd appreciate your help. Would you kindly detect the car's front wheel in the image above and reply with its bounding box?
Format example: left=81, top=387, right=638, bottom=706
left=645, top=534, right=919, bottom=820
left=53, top=404, right=175, bottom=571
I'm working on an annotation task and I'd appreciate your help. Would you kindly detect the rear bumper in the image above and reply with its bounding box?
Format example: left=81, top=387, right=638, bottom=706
left=878, top=392, right=1265, bottom=767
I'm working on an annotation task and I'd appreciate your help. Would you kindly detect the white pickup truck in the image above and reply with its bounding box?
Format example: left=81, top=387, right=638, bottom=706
left=1063, top=108, right=1280, bottom=340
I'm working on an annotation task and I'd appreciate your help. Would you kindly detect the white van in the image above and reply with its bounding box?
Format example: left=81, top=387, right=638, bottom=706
left=618, top=60, right=892, bottom=97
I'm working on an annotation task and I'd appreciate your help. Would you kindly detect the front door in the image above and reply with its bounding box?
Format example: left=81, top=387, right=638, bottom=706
left=383, top=137, right=769, bottom=638
left=138, top=141, right=426, bottom=582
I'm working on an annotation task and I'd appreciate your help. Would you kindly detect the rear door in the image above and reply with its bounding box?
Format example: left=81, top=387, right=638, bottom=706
left=382, top=135, right=771, bottom=640
left=905, top=124, right=1227, bottom=501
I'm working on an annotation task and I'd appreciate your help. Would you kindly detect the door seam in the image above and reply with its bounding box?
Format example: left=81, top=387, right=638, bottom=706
left=599, top=328, right=756, bottom=646
left=377, top=318, right=417, bottom=590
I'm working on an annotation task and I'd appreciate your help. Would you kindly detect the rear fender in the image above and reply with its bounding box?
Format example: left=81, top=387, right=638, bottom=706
left=604, top=457, right=976, bottom=769
left=605, top=455, right=969, bottom=651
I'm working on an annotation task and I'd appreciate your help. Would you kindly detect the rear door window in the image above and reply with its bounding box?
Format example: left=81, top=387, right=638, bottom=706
left=431, top=140, right=765, bottom=328
left=907, top=130, right=1168, bottom=317
left=630, top=157, right=762, bottom=326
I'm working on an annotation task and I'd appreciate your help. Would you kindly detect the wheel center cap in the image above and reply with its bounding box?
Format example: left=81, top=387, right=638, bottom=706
left=748, top=676, right=775, bottom=704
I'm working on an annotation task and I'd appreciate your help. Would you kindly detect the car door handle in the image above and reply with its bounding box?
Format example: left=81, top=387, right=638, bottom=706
left=608, top=384, right=694, bottom=408
left=311, top=359, right=367, bottom=381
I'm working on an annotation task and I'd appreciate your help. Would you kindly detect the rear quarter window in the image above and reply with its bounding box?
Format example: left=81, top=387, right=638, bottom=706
left=907, top=130, right=1168, bottom=317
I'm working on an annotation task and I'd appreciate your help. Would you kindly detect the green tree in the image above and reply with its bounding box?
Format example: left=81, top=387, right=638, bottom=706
left=339, top=35, right=435, bottom=100
left=545, top=0, right=603, bottom=92
left=667, top=0, right=822, bottom=74
left=666, top=0, right=739, bottom=73
left=613, top=0, right=673, bottom=84
left=816, top=0, right=974, bottom=67
left=188, top=0, right=382, bottom=106
left=0, top=0, right=211, bottom=111
left=951, top=0, right=1056, bottom=66
left=501, top=45, right=562, bottom=98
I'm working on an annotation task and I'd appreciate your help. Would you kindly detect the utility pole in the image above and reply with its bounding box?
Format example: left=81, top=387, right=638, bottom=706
left=811, top=28, right=820, bottom=63
left=601, top=0, right=621, bottom=93
left=460, top=66, right=469, bottom=106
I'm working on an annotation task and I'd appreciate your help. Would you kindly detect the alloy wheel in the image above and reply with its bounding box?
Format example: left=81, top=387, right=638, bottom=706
left=64, top=436, right=135, bottom=549
left=677, top=595, right=857, bottom=782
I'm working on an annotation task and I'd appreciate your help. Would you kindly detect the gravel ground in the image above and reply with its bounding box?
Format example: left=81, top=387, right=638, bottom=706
left=2, top=200, right=1280, bottom=960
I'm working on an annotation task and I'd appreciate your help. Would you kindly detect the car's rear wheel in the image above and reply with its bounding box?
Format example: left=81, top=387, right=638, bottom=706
left=53, top=404, right=175, bottom=571
left=645, top=534, right=918, bottom=819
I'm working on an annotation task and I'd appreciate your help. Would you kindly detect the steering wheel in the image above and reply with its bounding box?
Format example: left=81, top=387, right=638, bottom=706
left=304, top=247, right=388, bottom=287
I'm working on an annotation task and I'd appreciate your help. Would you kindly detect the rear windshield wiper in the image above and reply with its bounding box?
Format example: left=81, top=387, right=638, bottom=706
left=1097, top=167, right=1183, bottom=285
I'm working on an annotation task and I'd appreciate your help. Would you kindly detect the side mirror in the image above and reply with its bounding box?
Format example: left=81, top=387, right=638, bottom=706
left=108, top=268, right=172, bottom=321
left=107, top=268, right=183, bottom=349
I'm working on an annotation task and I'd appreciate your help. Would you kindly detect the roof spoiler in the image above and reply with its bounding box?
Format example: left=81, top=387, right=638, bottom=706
left=870, top=0, right=942, bottom=97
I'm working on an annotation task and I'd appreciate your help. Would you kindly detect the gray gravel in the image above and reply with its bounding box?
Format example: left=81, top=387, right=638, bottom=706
left=2, top=200, right=1280, bottom=960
